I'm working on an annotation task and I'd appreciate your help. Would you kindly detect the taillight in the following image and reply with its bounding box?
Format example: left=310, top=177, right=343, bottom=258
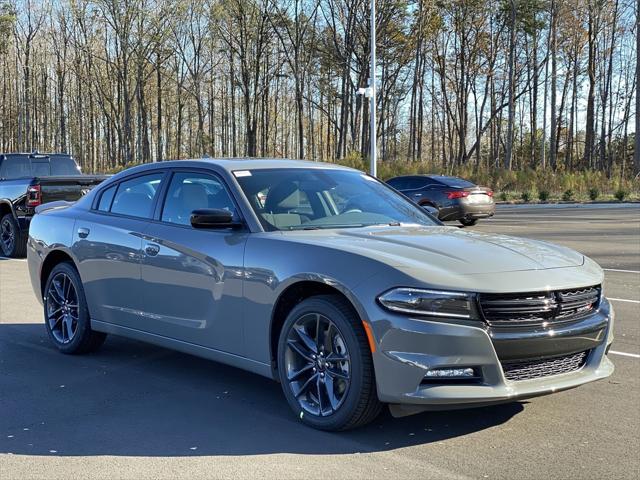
left=26, top=184, right=41, bottom=207
left=446, top=190, right=470, bottom=200
left=486, top=190, right=494, bottom=197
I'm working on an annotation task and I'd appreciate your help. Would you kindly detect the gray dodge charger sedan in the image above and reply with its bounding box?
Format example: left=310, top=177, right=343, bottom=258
left=27, top=159, right=614, bottom=431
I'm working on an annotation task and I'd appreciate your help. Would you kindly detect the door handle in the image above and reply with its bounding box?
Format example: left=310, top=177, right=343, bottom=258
left=144, top=243, right=160, bottom=257
left=77, top=227, right=90, bottom=238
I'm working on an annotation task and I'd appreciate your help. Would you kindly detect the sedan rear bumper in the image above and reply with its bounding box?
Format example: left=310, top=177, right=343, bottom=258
left=369, top=298, right=614, bottom=412
left=438, top=201, right=496, bottom=221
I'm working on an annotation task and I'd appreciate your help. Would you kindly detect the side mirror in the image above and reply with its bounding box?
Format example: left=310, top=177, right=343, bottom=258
left=190, top=209, right=242, bottom=229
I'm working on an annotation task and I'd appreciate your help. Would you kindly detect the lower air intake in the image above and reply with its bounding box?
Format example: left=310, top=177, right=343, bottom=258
left=501, top=351, right=589, bottom=381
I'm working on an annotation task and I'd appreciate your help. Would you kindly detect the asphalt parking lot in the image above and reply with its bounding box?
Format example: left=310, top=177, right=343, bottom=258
left=1, top=204, right=638, bottom=480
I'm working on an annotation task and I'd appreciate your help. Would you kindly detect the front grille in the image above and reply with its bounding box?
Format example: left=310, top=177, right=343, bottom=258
left=501, top=351, right=589, bottom=381
left=479, top=286, right=601, bottom=327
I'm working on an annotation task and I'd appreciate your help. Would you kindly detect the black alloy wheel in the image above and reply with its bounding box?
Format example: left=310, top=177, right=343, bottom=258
left=43, top=262, right=107, bottom=354
left=46, top=271, right=80, bottom=344
left=277, top=295, right=382, bottom=431
left=284, top=312, right=351, bottom=417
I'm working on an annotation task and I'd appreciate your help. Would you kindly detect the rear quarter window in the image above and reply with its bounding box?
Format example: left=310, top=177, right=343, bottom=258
left=96, top=185, right=117, bottom=211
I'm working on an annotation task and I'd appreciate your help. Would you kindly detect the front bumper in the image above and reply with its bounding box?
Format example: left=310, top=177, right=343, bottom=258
left=369, top=298, right=614, bottom=412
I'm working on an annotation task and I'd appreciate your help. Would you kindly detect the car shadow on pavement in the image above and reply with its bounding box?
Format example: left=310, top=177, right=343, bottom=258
left=0, top=324, right=524, bottom=457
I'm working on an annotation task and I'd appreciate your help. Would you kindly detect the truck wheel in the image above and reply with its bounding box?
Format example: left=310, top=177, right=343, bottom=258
left=43, top=262, right=107, bottom=354
left=0, top=214, right=26, bottom=258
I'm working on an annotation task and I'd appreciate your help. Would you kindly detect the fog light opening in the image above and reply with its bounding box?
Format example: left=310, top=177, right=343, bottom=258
left=421, top=367, right=481, bottom=385
left=425, top=367, right=476, bottom=378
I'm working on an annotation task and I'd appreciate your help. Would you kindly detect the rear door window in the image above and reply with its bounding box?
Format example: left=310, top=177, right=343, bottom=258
left=110, top=173, right=164, bottom=219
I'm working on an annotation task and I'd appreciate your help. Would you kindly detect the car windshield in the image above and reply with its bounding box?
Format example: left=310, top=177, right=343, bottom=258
left=436, top=176, right=475, bottom=188
left=234, top=168, right=439, bottom=231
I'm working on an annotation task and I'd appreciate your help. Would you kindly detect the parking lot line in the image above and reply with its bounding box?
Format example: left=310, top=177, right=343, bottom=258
left=608, top=298, right=640, bottom=304
left=604, top=268, right=640, bottom=274
left=610, top=350, right=640, bottom=359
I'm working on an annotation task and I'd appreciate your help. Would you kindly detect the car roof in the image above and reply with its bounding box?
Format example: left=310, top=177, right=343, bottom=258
left=389, top=174, right=445, bottom=179
left=114, top=158, right=358, bottom=176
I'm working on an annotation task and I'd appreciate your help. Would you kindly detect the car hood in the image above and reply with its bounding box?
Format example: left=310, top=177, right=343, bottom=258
left=282, top=225, right=584, bottom=275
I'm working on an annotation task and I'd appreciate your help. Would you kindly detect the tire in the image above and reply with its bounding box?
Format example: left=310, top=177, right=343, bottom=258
left=277, top=294, right=382, bottom=431
left=43, top=262, right=106, bottom=354
left=459, top=218, right=478, bottom=227
left=0, top=213, right=27, bottom=258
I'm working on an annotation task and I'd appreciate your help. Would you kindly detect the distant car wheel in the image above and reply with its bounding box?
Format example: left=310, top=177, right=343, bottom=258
left=277, top=294, right=382, bottom=431
left=43, top=262, right=107, bottom=354
left=0, top=214, right=26, bottom=258
left=459, top=218, right=478, bottom=227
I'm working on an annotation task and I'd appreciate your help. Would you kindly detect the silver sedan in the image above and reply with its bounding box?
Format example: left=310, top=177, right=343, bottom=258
left=27, top=159, right=614, bottom=431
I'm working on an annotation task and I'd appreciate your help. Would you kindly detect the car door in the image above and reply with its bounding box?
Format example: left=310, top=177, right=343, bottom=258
left=138, top=170, right=248, bottom=354
left=406, top=177, right=439, bottom=204
left=73, top=171, right=166, bottom=328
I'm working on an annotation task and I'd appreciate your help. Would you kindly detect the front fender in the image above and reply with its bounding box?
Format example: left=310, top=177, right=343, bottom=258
left=273, top=272, right=371, bottom=323
left=242, top=234, right=388, bottom=368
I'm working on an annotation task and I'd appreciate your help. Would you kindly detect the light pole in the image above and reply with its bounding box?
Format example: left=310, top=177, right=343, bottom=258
left=369, top=0, right=377, bottom=177
left=358, top=0, right=377, bottom=177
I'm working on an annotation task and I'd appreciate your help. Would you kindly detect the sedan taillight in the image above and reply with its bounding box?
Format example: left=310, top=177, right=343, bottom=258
left=486, top=190, right=494, bottom=197
left=26, top=184, right=42, bottom=207
left=446, top=190, right=470, bottom=200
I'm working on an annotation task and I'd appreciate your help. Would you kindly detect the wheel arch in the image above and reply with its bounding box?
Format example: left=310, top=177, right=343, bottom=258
left=0, top=200, right=17, bottom=221
left=418, top=199, right=438, bottom=209
left=40, top=249, right=79, bottom=298
left=269, top=277, right=369, bottom=376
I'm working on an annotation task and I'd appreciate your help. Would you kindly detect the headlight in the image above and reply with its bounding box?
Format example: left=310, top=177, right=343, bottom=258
left=377, top=288, right=475, bottom=319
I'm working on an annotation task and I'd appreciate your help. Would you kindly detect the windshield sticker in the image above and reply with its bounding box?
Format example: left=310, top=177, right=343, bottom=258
left=234, top=170, right=252, bottom=177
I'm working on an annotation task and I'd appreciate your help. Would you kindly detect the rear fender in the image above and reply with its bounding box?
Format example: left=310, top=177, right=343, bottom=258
left=35, top=200, right=75, bottom=214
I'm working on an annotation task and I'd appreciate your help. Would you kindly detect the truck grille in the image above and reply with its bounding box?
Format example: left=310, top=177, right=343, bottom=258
left=478, top=286, right=601, bottom=327
left=501, top=351, right=589, bottom=381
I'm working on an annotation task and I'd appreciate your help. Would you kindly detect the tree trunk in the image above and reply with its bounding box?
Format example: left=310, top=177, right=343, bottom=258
left=584, top=0, right=597, bottom=168
left=504, top=0, right=517, bottom=170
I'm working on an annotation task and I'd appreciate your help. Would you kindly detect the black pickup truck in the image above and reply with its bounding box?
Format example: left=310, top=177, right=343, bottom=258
left=0, top=153, right=107, bottom=257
